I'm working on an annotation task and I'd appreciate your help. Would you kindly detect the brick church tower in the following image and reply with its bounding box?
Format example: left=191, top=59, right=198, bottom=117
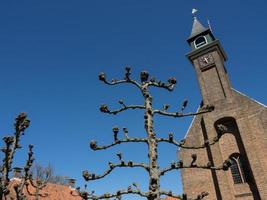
left=179, top=16, right=267, bottom=199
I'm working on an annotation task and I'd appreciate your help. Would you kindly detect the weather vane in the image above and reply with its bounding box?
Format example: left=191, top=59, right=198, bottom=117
left=192, top=8, right=198, bottom=19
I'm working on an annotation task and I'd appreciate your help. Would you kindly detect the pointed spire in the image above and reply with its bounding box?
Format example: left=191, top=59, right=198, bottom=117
left=189, top=16, right=207, bottom=39
left=187, top=9, right=209, bottom=40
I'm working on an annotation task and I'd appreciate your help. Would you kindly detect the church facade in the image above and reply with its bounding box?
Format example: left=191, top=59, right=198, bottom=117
left=179, top=17, right=267, bottom=199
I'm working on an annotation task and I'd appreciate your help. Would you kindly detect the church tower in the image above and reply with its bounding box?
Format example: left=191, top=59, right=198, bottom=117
left=179, top=15, right=267, bottom=200
left=186, top=16, right=230, bottom=105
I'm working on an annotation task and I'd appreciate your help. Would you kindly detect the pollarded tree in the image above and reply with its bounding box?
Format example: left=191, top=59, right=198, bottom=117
left=77, top=68, right=231, bottom=200
left=0, top=113, right=34, bottom=200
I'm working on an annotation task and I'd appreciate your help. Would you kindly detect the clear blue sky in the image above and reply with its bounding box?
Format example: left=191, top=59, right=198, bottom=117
left=0, top=0, right=266, bottom=199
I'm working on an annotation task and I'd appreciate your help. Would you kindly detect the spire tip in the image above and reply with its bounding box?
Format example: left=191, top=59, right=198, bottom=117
left=192, top=8, right=198, bottom=19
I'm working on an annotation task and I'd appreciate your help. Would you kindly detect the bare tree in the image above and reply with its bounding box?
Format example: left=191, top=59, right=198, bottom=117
left=26, top=163, right=71, bottom=199
left=75, top=68, right=231, bottom=200
left=30, top=164, right=53, bottom=183
left=48, top=175, right=70, bottom=185
left=0, top=113, right=34, bottom=200
left=31, top=164, right=70, bottom=185
left=26, top=164, right=52, bottom=200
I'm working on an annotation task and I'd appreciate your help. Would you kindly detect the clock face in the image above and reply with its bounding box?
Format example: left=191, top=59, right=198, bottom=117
left=198, top=54, right=214, bottom=68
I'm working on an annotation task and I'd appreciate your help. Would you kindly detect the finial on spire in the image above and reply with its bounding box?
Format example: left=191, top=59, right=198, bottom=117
left=207, top=19, right=213, bottom=32
left=192, top=8, right=198, bottom=19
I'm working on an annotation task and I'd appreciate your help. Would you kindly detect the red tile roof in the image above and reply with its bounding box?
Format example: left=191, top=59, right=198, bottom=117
left=8, top=180, right=179, bottom=200
left=8, top=178, right=82, bottom=200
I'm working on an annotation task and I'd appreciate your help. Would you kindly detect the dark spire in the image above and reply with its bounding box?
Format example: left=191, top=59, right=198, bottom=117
left=189, top=17, right=208, bottom=39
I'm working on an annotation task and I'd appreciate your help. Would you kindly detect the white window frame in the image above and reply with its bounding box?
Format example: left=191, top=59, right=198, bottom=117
left=194, top=36, right=207, bottom=49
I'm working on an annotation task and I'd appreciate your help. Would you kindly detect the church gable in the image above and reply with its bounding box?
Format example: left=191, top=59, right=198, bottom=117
left=232, top=88, right=266, bottom=113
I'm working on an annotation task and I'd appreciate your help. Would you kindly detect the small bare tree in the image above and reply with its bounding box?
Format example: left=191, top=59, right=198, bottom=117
left=26, top=163, right=71, bottom=199
left=31, top=164, right=53, bottom=183
left=26, top=164, right=53, bottom=200
left=0, top=113, right=34, bottom=200
left=76, top=68, right=231, bottom=200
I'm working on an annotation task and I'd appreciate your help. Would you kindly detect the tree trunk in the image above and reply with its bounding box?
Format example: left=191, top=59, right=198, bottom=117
left=144, top=92, right=160, bottom=200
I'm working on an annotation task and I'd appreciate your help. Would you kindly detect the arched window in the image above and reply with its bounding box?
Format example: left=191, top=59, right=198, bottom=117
left=214, top=117, right=259, bottom=197
left=194, top=36, right=207, bottom=48
left=230, top=154, right=247, bottom=184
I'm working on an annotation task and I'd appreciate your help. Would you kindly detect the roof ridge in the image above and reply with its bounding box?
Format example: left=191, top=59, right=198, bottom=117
left=232, top=88, right=267, bottom=108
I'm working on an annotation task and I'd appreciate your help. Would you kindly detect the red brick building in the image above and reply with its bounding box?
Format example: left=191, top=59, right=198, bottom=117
left=179, top=17, right=267, bottom=199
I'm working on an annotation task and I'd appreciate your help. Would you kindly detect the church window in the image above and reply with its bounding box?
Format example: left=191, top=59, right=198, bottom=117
left=230, top=154, right=247, bottom=184
left=194, top=36, right=207, bottom=48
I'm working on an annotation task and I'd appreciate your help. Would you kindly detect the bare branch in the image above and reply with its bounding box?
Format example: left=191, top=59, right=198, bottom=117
left=76, top=186, right=149, bottom=199
left=1, top=113, right=31, bottom=182
left=82, top=161, right=149, bottom=181
left=70, top=184, right=94, bottom=200
left=90, top=137, right=148, bottom=151
left=25, top=183, right=49, bottom=198
left=146, top=77, right=177, bottom=91
left=14, top=185, right=27, bottom=200
left=159, top=191, right=184, bottom=200
left=28, top=178, right=47, bottom=190
left=153, top=104, right=214, bottom=117
left=0, top=113, right=31, bottom=200
left=99, top=103, right=145, bottom=115
left=98, top=67, right=142, bottom=90
left=14, top=144, right=35, bottom=200
left=180, top=99, right=188, bottom=112
left=160, top=158, right=232, bottom=176
left=160, top=191, right=209, bottom=200
left=157, top=130, right=225, bottom=149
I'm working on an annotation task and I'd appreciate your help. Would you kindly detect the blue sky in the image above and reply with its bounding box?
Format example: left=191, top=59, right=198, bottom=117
left=0, top=0, right=266, bottom=199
